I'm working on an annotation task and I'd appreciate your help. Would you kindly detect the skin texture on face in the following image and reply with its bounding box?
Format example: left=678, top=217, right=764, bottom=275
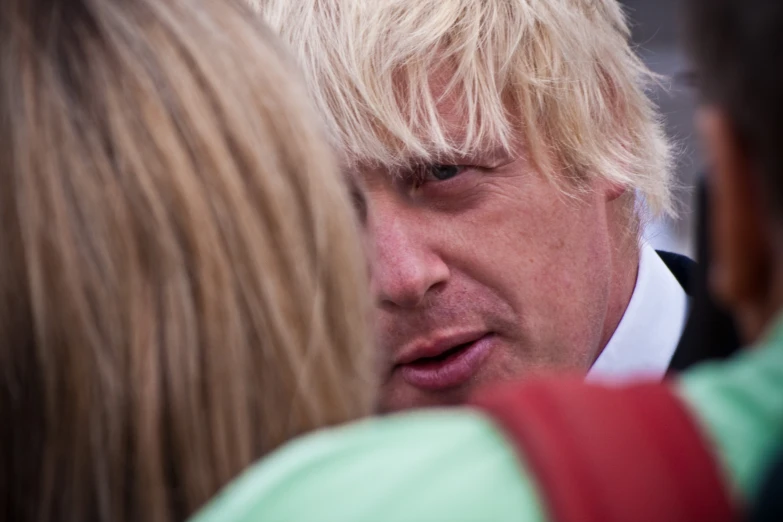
left=356, top=94, right=639, bottom=412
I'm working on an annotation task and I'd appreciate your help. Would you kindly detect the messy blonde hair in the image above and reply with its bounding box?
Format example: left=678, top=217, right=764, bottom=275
left=258, top=0, right=674, bottom=216
left=0, top=0, right=372, bottom=520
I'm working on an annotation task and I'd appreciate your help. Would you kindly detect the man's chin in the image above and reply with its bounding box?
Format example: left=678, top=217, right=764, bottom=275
left=376, top=384, right=471, bottom=413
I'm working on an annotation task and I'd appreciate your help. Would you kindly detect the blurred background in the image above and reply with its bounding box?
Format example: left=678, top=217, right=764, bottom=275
left=621, top=0, right=701, bottom=257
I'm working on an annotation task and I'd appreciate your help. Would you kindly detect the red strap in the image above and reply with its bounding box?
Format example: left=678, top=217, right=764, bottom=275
left=471, top=379, right=739, bottom=522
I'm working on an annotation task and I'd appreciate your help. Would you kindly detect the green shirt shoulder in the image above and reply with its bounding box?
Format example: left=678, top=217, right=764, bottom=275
left=677, top=317, right=783, bottom=501
left=191, top=410, right=546, bottom=522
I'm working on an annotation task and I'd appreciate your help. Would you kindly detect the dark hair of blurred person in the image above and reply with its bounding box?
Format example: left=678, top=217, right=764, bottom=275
left=684, top=1, right=783, bottom=521
left=684, top=0, right=783, bottom=344
left=0, top=0, right=374, bottom=520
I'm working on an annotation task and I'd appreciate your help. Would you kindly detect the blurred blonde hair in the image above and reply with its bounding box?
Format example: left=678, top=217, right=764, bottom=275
left=257, top=0, right=674, bottom=216
left=0, top=0, right=373, bottom=520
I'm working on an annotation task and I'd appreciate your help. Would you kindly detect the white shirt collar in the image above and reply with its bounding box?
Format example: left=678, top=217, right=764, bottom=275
left=586, top=243, right=689, bottom=383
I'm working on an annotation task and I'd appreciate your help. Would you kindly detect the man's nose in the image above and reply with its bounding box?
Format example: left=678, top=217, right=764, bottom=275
left=369, top=213, right=450, bottom=309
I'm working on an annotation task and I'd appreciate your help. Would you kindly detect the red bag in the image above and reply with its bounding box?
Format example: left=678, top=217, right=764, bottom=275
left=472, top=379, right=740, bottom=522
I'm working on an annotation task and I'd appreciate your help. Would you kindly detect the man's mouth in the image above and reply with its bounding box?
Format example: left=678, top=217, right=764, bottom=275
left=395, top=332, right=495, bottom=391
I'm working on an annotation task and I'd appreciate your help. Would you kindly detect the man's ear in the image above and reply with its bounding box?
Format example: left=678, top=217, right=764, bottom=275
left=698, top=107, right=774, bottom=341
left=603, top=181, right=627, bottom=203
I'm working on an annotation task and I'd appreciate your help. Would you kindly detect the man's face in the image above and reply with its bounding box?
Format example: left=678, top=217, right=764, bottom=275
left=356, top=107, right=634, bottom=412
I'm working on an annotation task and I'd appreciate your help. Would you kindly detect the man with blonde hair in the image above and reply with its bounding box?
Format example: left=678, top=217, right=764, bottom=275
left=260, top=0, right=712, bottom=411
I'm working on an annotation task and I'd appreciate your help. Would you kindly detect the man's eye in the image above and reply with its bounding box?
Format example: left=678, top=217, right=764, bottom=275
left=425, top=164, right=465, bottom=181
left=350, top=185, right=368, bottom=223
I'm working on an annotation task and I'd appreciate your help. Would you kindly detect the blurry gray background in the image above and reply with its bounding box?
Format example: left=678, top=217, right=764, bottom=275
left=621, top=0, right=701, bottom=257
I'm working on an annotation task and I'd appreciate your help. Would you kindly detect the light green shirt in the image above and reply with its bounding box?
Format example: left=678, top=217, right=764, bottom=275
left=193, top=410, right=546, bottom=522
left=678, top=318, right=783, bottom=502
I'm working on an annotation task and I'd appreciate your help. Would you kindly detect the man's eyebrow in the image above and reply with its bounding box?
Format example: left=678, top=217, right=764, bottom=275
left=426, top=145, right=513, bottom=166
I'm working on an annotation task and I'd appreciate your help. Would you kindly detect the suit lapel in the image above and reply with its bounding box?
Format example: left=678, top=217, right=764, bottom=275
left=656, top=249, right=740, bottom=373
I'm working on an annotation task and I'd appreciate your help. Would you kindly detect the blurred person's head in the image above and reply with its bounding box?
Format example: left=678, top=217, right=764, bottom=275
left=0, top=0, right=373, bottom=520
left=685, top=0, right=783, bottom=343
left=260, top=0, right=674, bottom=411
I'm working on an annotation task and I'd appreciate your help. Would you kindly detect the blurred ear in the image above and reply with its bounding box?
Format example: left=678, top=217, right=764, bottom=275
left=698, top=107, right=774, bottom=341
left=602, top=180, right=628, bottom=203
